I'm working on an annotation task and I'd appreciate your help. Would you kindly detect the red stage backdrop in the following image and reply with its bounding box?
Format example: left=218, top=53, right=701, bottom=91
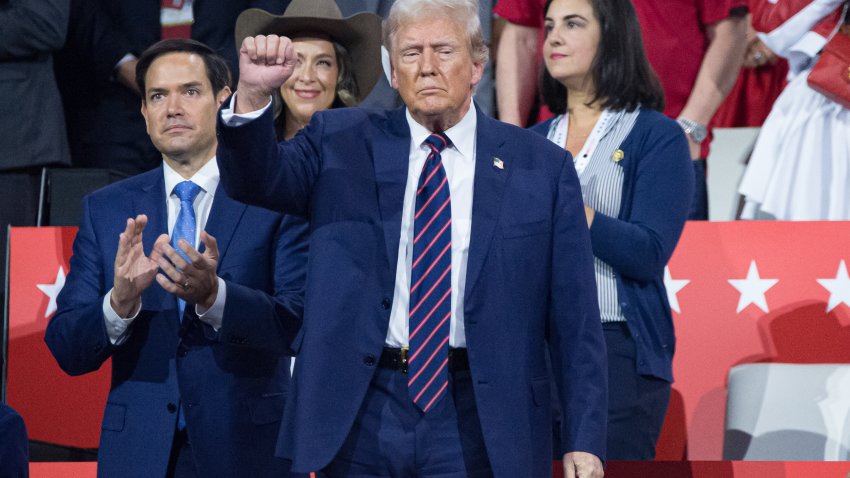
left=5, top=222, right=850, bottom=457
left=6, top=227, right=110, bottom=449
left=657, top=221, right=850, bottom=459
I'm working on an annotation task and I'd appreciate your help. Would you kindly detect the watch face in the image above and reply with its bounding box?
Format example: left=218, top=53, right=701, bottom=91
left=692, top=127, right=707, bottom=142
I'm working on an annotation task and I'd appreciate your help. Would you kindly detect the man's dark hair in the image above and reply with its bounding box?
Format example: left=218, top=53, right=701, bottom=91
left=136, top=39, right=232, bottom=100
left=540, top=0, right=665, bottom=114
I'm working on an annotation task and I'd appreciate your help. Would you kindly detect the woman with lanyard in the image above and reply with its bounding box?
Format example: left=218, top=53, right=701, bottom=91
left=531, top=0, right=693, bottom=459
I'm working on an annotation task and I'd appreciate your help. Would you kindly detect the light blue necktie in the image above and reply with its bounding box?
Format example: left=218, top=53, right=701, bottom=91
left=172, top=180, right=202, bottom=320
left=172, top=180, right=200, bottom=432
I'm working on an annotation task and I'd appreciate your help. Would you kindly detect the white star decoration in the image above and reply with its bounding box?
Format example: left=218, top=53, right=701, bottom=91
left=817, top=260, right=850, bottom=313
left=664, top=266, right=689, bottom=314
left=728, top=260, right=779, bottom=313
left=36, top=266, right=66, bottom=319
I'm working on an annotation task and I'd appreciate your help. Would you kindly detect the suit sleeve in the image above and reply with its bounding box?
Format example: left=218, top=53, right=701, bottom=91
left=588, top=119, right=694, bottom=283
left=45, top=195, right=119, bottom=376
left=217, top=99, right=322, bottom=216
left=548, top=150, right=608, bottom=459
left=55, top=0, right=132, bottom=86
left=0, top=405, right=28, bottom=477
left=216, top=214, right=308, bottom=354
left=0, top=0, right=69, bottom=59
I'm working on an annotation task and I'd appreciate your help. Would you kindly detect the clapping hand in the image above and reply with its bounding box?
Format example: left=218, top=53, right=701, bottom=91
left=111, top=215, right=159, bottom=317
left=152, top=231, right=220, bottom=310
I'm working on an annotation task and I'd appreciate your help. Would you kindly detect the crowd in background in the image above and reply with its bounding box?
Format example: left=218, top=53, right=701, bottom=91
left=3, top=0, right=847, bottom=219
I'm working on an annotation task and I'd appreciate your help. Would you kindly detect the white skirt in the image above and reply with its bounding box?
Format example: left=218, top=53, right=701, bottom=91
left=738, top=69, right=850, bottom=220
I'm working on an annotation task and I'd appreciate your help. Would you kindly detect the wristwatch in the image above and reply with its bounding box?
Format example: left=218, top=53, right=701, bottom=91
left=676, top=117, right=708, bottom=144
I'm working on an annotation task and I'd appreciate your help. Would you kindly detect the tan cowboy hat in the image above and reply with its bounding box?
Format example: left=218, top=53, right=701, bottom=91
left=235, top=0, right=383, bottom=103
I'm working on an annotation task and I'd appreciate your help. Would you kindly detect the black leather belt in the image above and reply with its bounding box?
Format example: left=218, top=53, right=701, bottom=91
left=379, top=347, right=469, bottom=374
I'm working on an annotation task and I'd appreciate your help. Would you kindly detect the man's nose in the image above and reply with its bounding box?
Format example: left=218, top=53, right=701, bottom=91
left=420, top=49, right=437, bottom=75
left=166, top=94, right=183, bottom=115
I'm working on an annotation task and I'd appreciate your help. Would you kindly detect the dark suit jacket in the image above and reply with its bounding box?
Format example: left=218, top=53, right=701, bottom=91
left=45, top=166, right=307, bottom=478
left=0, top=403, right=28, bottom=478
left=56, top=0, right=287, bottom=173
left=0, top=0, right=70, bottom=171
left=217, top=105, right=608, bottom=476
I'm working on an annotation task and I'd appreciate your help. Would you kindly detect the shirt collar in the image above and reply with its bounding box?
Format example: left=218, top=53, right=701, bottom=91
left=163, top=157, right=220, bottom=198
left=405, top=102, right=477, bottom=161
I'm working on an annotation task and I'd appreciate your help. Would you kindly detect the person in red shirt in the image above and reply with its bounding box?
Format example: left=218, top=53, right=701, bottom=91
left=494, top=0, right=748, bottom=219
left=713, top=0, right=791, bottom=129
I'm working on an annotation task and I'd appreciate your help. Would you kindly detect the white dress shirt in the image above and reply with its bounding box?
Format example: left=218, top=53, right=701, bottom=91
left=385, top=105, right=477, bottom=348
left=221, top=95, right=478, bottom=348
left=103, top=159, right=228, bottom=344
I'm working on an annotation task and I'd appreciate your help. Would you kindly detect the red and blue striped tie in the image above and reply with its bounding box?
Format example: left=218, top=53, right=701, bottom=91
left=408, top=132, right=453, bottom=413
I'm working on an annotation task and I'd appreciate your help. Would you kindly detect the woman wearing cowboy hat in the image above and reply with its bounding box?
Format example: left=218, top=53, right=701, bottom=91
left=235, top=0, right=383, bottom=140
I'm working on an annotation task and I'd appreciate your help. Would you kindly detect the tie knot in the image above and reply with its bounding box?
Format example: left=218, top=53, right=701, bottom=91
left=424, top=133, right=452, bottom=154
left=173, top=181, right=201, bottom=204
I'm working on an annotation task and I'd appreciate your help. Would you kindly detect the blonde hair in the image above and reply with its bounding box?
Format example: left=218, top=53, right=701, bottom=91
left=383, top=0, right=489, bottom=66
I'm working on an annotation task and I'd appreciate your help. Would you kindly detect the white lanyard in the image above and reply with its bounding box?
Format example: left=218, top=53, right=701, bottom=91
left=550, top=110, right=614, bottom=176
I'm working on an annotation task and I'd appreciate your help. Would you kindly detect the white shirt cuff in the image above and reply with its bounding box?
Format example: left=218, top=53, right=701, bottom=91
left=102, top=289, right=140, bottom=345
left=220, top=92, right=273, bottom=126
left=115, top=53, right=136, bottom=70
left=195, top=277, right=226, bottom=331
left=759, top=0, right=841, bottom=59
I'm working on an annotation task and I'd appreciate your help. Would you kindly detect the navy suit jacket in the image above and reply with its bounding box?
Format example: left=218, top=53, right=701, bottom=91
left=217, top=104, right=608, bottom=476
left=45, top=167, right=307, bottom=478
left=0, top=403, right=28, bottom=477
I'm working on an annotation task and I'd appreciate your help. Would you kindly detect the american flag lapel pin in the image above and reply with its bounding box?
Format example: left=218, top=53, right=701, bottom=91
left=493, top=157, right=504, bottom=170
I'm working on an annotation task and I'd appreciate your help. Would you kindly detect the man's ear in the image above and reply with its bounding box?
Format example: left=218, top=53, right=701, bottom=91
left=470, top=60, right=484, bottom=89
left=217, top=86, right=233, bottom=106
left=140, top=99, right=151, bottom=135
left=390, top=62, right=399, bottom=90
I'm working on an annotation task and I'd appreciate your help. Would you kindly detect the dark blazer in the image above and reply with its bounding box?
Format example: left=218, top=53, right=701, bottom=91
left=0, top=403, right=28, bottom=477
left=45, top=166, right=307, bottom=478
left=0, top=0, right=70, bottom=171
left=217, top=105, right=608, bottom=476
left=532, top=109, right=694, bottom=382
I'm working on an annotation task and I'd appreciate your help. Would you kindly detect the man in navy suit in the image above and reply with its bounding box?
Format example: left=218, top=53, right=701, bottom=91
left=45, top=39, right=307, bottom=478
left=217, top=0, right=607, bottom=476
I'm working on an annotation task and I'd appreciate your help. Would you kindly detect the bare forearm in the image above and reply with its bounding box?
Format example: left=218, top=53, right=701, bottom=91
left=496, top=22, right=539, bottom=126
left=679, top=15, right=748, bottom=125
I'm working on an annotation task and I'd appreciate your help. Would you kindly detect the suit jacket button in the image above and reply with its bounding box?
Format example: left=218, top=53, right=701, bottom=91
left=381, top=298, right=391, bottom=310
left=363, top=355, right=376, bottom=366
left=167, top=403, right=177, bottom=413
left=93, top=344, right=102, bottom=352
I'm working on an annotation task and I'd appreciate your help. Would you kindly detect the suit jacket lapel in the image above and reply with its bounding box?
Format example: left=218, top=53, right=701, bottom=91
left=373, top=106, right=411, bottom=277
left=135, top=168, right=168, bottom=261
left=131, top=167, right=172, bottom=311
left=465, top=111, right=509, bottom=297
left=204, top=184, right=247, bottom=264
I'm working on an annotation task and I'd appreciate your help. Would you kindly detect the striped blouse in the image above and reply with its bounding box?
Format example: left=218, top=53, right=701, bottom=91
left=545, top=109, right=641, bottom=323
